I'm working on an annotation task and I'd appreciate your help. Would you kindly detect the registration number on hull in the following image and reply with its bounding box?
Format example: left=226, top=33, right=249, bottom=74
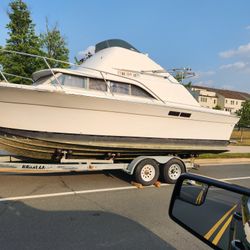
left=22, top=165, right=45, bottom=170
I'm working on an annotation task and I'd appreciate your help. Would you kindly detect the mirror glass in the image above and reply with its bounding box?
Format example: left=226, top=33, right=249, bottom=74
left=172, top=179, right=250, bottom=250
left=179, top=180, right=209, bottom=206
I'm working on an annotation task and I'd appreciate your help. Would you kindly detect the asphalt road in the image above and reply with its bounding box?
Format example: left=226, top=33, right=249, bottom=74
left=0, top=163, right=249, bottom=250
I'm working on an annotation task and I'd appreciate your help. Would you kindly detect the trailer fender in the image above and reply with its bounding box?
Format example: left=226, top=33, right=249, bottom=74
left=126, top=156, right=186, bottom=175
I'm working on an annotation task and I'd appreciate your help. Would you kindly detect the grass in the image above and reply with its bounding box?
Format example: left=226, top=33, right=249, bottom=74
left=195, top=129, right=250, bottom=159
left=230, top=129, right=250, bottom=146
left=198, top=153, right=250, bottom=159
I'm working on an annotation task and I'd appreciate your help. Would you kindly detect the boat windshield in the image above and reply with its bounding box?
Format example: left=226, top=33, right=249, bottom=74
left=33, top=75, right=52, bottom=85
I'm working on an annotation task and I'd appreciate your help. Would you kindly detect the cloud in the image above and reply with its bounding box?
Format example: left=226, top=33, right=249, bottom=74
left=191, top=70, right=216, bottom=80
left=193, top=70, right=215, bottom=79
left=219, top=42, right=250, bottom=58
left=77, top=45, right=95, bottom=58
left=219, top=61, right=248, bottom=70
left=192, top=71, right=216, bottom=88
left=246, top=25, right=250, bottom=30
left=193, top=80, right=214, bottom=87
left=193, top=41, right=250, bottom=91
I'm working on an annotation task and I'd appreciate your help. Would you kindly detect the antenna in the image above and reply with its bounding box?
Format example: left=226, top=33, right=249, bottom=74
left=169, top=68, right=195, bottom=83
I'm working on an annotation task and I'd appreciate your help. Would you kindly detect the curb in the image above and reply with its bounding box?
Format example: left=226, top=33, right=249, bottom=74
left=195, top=158, right=250, bottom=165
left=1, top=156, right=250, bottom=166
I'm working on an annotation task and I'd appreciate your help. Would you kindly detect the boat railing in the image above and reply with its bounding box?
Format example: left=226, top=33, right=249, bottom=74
left=0, top=71, right=34, bottom=83
left=0, top=48, right=165, bottom=103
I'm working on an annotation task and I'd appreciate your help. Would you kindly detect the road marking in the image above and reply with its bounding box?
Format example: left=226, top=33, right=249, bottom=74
left=212, top=214, right=233, bottom=245
left=200, top=162, right=250, bottom=166
left=0, top=186, right=137, bottom=202
left=220, top=176, right=250, bottom=181
left=0, top=176, right=249, bottom=203
left=195, top=190, right=204, bottom=205
left=0, top=183, right=170, bottom=202
left=204, top=204, right=236, bottom=240
left=195, top=191, right=201, bottom=205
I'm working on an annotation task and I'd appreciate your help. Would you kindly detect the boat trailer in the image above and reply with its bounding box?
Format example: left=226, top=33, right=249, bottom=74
left=0, top=154, right=197, bottom=186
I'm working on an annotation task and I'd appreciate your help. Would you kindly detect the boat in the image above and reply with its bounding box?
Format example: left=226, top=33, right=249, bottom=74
left=0, top=39, right=239, bottom=162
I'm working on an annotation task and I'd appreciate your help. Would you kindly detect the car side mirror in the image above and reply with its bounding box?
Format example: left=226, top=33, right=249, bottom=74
left=169, top=173, right=250, bottom=250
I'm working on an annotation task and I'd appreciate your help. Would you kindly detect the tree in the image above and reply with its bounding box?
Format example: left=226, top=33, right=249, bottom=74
left=0, top=0, right=43, bottom=84
left=184, top=81, right=192, bottom=88
left=173, top=69, right=194, bottom=88
left=213, top=105, right=222, bottom=110
left=0, top=45, right=4, bottom=81
left=40, top=19, right=69, bottom=68
left=236, top=100, right=250, bottom=142
left=174, top=72, right=184, bottom=83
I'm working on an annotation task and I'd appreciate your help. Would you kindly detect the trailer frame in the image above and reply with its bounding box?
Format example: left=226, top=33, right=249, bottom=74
left=0, top=154, right=196, bottom=185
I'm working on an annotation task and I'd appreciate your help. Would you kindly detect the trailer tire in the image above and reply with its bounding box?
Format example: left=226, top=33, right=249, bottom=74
left=134, top=159, right=159, bottom=186
left=161, top=158, right=185, bottom=184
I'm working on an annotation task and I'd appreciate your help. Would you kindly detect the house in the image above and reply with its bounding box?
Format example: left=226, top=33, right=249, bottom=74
left=190, top=85, right=250, bottom=113
left=191, top=87, right=218, bottom=109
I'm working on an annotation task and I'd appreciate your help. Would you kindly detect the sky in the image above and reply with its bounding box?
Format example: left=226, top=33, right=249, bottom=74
left=0, top=0, right=250, bottom=92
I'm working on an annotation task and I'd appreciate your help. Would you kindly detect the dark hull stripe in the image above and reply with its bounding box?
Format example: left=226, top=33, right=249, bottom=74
left=0, top=127, right=228, bottom=162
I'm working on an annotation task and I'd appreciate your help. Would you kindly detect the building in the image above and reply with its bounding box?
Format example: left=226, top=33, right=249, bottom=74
left=190, top=85, right=250, bottom=113
left=191, top=87, right=218, bottom=109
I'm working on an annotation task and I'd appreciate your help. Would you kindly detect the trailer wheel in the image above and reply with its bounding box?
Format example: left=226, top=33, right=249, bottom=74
left=161, top=158, right=185, bottom=184
left=134, top=159, right=159, bottom=186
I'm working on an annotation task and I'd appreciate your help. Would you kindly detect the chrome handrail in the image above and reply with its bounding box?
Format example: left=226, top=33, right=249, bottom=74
left=0, top=48, right=165, bottom=103
left=42, top=57, right=63, bottom=89
left=0, top=71, right=33, bottom=83
left=0, top=70, right=8, bottom=82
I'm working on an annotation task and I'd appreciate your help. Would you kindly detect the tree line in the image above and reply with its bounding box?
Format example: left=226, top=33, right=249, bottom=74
left=0, top=0, right=69, bottom=84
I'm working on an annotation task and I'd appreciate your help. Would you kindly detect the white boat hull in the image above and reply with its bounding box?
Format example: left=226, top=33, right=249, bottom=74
left=0, top=84, right=238, bottom=161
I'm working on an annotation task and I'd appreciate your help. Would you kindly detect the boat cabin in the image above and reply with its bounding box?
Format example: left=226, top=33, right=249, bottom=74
left=33, top=70, right=155, bottom=100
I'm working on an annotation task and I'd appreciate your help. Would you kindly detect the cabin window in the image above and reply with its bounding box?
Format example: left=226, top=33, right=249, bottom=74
left=131, top=85, right=153, bottom=98
left=48, top=74, right=154, bottom=99
left=89, top=78, right=107, bottom=91
left=110, top=81, right=130, bottom=95
left=34, top=76, right=51, bottom=85
left=59, top=74, right=87, bottom=89
left=110, top=81, right=153, bottom=99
